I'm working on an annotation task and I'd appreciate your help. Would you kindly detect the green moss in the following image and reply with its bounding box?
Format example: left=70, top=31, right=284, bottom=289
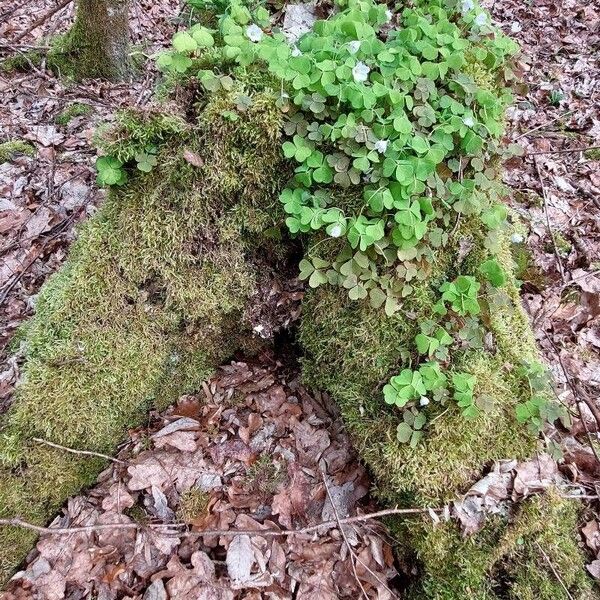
left=553, top=231, right=572, bottom=257
left=405, top=490, right=595, bottom=600
left=55, top=103, right=93, bottom=125
left=245, top=454, right=285, bottom=495
left=0, top=50, right=44, bottom=74
left=0, top=141, right=36, bottom=163
left=0, top=87, right=287, bottom=581
left=301, top=223, right=535, bottom=500
left=95, top=110, right=188, bottom=163
left=585, top=148, right=600, bottom=160
left=299, top=220, right=593, bottom=595
left=177, top=488, right=210, bottom=523
left=512, top=242, right=547, bottom=289
left=46, top=0, right=130, bottom=80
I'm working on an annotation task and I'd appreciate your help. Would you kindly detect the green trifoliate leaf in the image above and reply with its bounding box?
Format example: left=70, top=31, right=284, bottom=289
left=479, top=259, right=506, bottom=287
left=172, top=31, right=198, bottom=53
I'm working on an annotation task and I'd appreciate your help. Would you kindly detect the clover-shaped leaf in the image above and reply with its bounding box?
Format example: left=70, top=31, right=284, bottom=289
left=173, top=31, right=198, bottom=54
left=479, top=258, right=506, bottom=287
left=282, top=135, right=313, bottom=162
left=96, top=156, right=126, bottom=186
left=135, top=152, right=158, bottom=173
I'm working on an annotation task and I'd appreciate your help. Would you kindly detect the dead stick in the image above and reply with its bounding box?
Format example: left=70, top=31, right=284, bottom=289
left=515, top=110, right=575, bottom=140
left=32, top=438, right=127, bottom=465
left=14, top=0, right=73, bottom=42
left=534, top=157, right=566, bottom=283
left=526, top=145, right=600, bottom=157
left=0, top=492, right=593, bottom=540
left=0, top=505, right=444, bottom=538
left=320, top=467, right=388, bottom=599
left=544, top=332, right=600, bottom=463
left=535, top=541, right=574, bottom=600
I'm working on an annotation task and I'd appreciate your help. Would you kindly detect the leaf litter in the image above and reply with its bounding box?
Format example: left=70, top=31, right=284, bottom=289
left=2, top=358, right=397, bottom=599
left=484, top=0, right=600, bottom=575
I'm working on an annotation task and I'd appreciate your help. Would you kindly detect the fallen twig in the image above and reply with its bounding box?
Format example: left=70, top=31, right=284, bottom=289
left=32, top=438, right=127, bottom=465
left=544, top=332, right=600, bottom=464
left=321, top=468, right=371, bottom=599
left=534, top=157, right=566, bottom=283
left=14, top=0, right=74, bottom=42
left=0, top=44, right=46, bottom=76
left=525, top=144, right=600, bottom=157
left=0, top=43, right=51, bottom=51
left=535, top=541, right=574, bottom=600
left=0, top=505, right=444, bottom=538
left=515, top=110, right=575, bottom=140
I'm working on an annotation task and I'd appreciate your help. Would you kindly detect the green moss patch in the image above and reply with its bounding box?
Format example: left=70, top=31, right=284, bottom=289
left=0, top=88, right=287, bottom=580
left=299, top=223, right=591, bottom=597
left=0, top=51, right=44, bottom=75
left=0, top=140, right=36, bottom=163
left=301, top=225, right=533, bottom=500
left=55, top=102, right=93, bottom=125
left=408, top=490, right=594, bottom=600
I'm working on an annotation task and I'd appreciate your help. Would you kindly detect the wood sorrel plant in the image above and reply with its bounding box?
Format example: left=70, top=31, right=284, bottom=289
left=148, top=0, right=565, bottom=442
left=154, top=0, right=519, bottom=309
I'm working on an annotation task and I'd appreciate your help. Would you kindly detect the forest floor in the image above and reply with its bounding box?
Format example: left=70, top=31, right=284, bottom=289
left=0, top=0, right=599, bottom=598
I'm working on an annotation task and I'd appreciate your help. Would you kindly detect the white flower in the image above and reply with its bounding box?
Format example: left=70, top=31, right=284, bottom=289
left=385, top=9, right=393, bottom=21
left=511, top=233, right=524, bottom=244
left=420, top=396, right=430, bottom=407
left=510, top=21, right=522, bottom=33
left=352, top=61, right=370, bottom=83
left=374, top=139, right=389, bottom=154
left=461, top=0, right=474, bottom=12
left=475, top=12, right=487, bottom=26
left=347, top=40, right=361, bottom=55
left=330, top=224, right=343, bottom=238
left=291, top=45, right=302, bottom=57
left=246, top=24, right=263, bottom=42
left=463, top=116, right=475, bottom=127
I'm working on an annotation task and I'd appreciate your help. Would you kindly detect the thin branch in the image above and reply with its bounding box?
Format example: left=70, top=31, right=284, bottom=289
left=0, top=489, right=594, bottom=543
left=320, top=468, right=373, bottom=600
left=535, top=541, right=574, bottom=600
left=14, top=0, right=74, bottom=42
left=0, top=43, right=51, bottom=50
left=525, top=144, right=600, bottom=157
left=534, top=157, right=566, bottom=283
left=515, top=110, right=575, bottom=140
left=543, top=332, right=600, bottom=464
left=0, top=504, right=444, bottom=539
left=0, top=249, right=43, bottom=307
left=546, top=333, right=600, bottom=429
left=32, top=438, right=127, bottom=465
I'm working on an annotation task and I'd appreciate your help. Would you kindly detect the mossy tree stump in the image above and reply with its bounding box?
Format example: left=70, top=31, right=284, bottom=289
left=0, top=0, right=595, bottom=597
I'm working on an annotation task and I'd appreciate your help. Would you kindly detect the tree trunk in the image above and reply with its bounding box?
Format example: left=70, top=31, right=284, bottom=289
left=53, top=0, right=129, bottom=79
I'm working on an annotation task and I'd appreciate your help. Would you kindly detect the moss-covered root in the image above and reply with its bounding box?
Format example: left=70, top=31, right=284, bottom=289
left=0, top=90, right=285, bottom=581
left=299, top=225, right=592, bottom=595
left=48, top=0, right=129, bottom=80
left=411, top=490, right=594, bottom=600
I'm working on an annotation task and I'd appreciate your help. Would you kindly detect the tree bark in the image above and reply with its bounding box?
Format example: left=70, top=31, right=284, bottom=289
left=55, top=0, right=130, bottom=79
